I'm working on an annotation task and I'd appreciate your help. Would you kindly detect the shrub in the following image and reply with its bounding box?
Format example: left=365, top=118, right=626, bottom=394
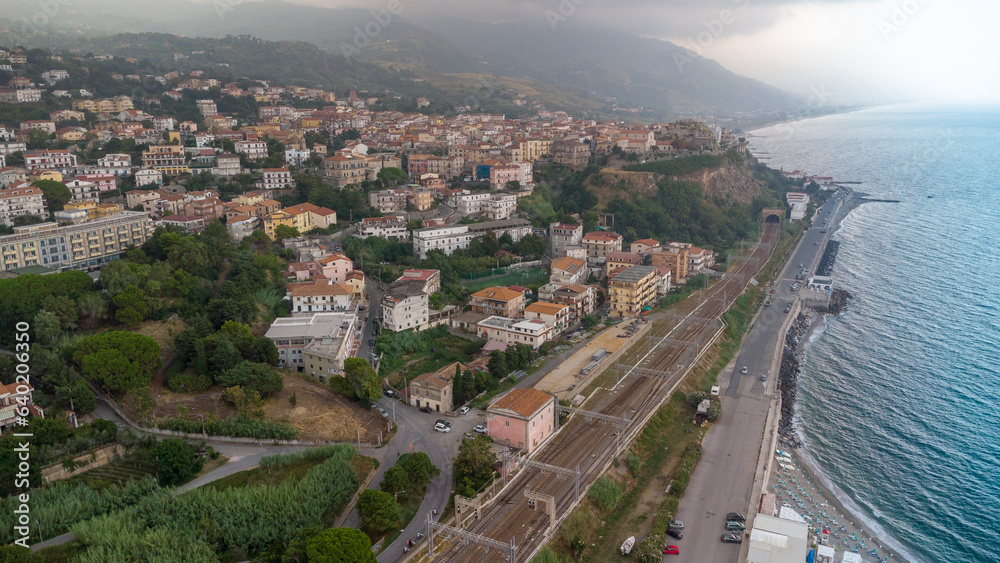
left=166, top=373, right=212, bottom=393
left=588, top=476, right=623, bottom=513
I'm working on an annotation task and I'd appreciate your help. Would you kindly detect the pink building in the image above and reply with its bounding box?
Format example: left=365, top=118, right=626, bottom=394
left=486, top=388, right=556, bottom=454
left=317, top=253, right=354, bottom=284
left=76, top=173, right=117, bottom=192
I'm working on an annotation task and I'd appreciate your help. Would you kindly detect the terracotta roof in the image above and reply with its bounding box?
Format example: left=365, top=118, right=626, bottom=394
left=635, top=238, right=660, bottom=246
left=551, top=256, right=586, bottom=274
left=582, top=231, right=622, bottom=242
left=471, top=286, right=523, bottom=303
left=318, top=253, right=351, bottom=264
left=488, top=388, right=553, bottom=418
left=411, top=361, right=463, bottom=390
left=524, top=301, right=568, bottom=315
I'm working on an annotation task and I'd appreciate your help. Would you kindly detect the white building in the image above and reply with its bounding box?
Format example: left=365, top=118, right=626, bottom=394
left=381, top=280, right=430, bottom=332
left=411, top=219, right=532, bottom=259
left=290, top=283, right=354, bottom=314
left=284, top=148, right=311, bottom=166
left=484, top=193, right=517, bottom=220
left=235, top=140, right=268, bottom=160
left=257, top=168, right=293, bottom=191
left=24, top=150, right=77, bottom=172
left=134, top=169, right=163, bottom=187
left=264, top=312, right=357, bottom=371
left=476, top=316, right=553, bottom=349
left=0, top=185, right=46, bottom=227
left=358, top=215, right=408, bottom=239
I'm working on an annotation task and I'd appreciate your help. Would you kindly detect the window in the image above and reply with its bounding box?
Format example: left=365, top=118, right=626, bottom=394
left=505, top=420, right=510, bottom=427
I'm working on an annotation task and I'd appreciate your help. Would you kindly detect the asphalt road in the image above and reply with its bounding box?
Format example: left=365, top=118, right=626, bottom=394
left=670, top=190, right=846, bottom=562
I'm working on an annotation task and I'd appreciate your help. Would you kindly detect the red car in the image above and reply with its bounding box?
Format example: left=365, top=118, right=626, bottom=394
left=663, top=545, right=680, bottom=555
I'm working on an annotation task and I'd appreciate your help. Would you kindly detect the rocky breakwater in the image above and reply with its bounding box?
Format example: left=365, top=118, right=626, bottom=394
left=827, top=288, right=853, bottom=315
left=778, top=310, right=814, bottom=449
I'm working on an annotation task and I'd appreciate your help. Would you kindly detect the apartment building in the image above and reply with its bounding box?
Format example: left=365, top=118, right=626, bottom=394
left=290, top=282, right=354, bottom=314
left=0, top=211, right=153, bottom=273
left=381, top=280, right=431, bottom=332
left=225, top=214, right=258, bottom=242
left=257, top=168, right=293, bottom=191
left=523, top=301, right=571, bottom=334
left=549, top=222, right=583, bottom=257
left=24, top=150, right=77, bottom=172
left=649, top=242, right=690, bottom=282
left=536, top=282, right=597, bottom=323
left=358, top=215, right=408, bottom=239
left=605, top=252, right=643, bottom=277
left=469, top=286, right=526, bottom=318
left=630, top=238, right=660, bottom=255
left=550, top=256, right=588, bottom=285
left=265, top=312, right=356, bottom=373
left=396, top=269, right=441, bottom=294
left=476, top=316, right=553, bottom=349
left=72, top=97, right=133, bottom=113
left=369, top=189, right=409, bottom=214
left=551, top=140, right=591, bottom=170
left=608, top=265, right=658, bottom=318
left=235, top=140, right=268, bottom=160
left=0, top=185, right=46, bottom=227
left=134, top=169, right=162, bottom=187
left=411, top=219, right=532, bottom=259
left=322, top=155, right=367, bottom=188
left=484, top=194, right=517, bottom=220
left=142, top=145, right=188, bottom=175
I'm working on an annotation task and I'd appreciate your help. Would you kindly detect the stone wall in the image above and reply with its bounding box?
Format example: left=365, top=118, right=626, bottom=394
left=42, top=443, right=125, bottom=483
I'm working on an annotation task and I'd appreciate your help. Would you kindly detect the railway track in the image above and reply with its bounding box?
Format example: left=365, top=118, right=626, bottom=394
left=429, top=225, right=781, bottom=562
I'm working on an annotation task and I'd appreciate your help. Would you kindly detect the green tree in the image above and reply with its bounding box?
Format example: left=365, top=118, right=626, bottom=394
left=355, top=489, right=401, bottom=536
left=216, top=361, right=283, bottom=397
left=209, top=337, right=243, bottom=374
left=73, top=331, right=161, bottom=381
left=32, top=309, right=62, bottom=348
left=342, top=358, right=380, bottom=403
left=273, top=224, right=300, bottom=241
left=379, top=465, right=409, bottom=496
left=452, top=364, right=464, bottom=408
left=24, top=128, right=51, bottom=150
left=194, top=339, right=209, bottom=375
left=153, top=438, right=204, bottom=487
left=77, top=292, right=107, bottom=329
left=531, top=545, right=560, bottom=563
left=376, top=166, right=407, bottom=187
left=33, top=179, right=71, bottom=213
left=222, top=385, right=265, bottom=417
left=112, top=284, right=148, bottom=327
left=41, top=295, right=78, bottom=330
left=480, top=229, right=499, bottom=256
left=487, top=350, right=508, bottom=380
left=81, top=348, right=145, bottom=394
left=399, top=452, right=440, bottom=489
left=454, top=435, right=495, bottom=495
left=0, top=545, right=43, bottom=563
left=307, top=528, right=375, bottom=563
left=55, top=378, right=97, bottom=415
left=220, top=320, right=254, bottom=354
left=248, top=336, right=279, bottom=366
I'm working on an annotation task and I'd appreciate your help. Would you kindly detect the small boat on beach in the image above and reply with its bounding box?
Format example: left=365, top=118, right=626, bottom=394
left=621, top=536, right=635, bottom=555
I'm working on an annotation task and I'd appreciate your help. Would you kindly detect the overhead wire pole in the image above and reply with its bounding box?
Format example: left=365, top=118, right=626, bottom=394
left=426, top=515, right=516, bottom=562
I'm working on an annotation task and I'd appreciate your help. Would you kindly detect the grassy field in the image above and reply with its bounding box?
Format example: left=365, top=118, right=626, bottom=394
left=379, top=326, right=483, bottom=386
left=460, top=268, right=547, bottom=292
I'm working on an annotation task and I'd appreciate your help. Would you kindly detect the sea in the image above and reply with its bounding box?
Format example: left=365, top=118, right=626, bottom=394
left=749, top=104, right=1000, bottom=563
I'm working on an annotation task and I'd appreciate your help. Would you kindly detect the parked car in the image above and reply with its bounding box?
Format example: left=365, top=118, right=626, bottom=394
left=721, top=533, right=743, bottom=544
left=726, top=512, right=746, bottom=522
left=435, top=419, right=450, bottom=428
left=740, top=366, right=748, bottom=374
left=665, top=529, right=683, bottom=540
left=433, top=422, right=451, bottom=433
left=668, top=520, right=684, bottom=530
left=378, top=408, right=388, bottom=417
left=383, top=388, right=395, bottom=397
left=473, top=424, right=488, bottom=434
left=368, top=339, right=374, bottom=347
left=760, top=373, right=767, bottom=382
left=725, top=521, right=746, bottom=531
left=458, top=406, right=470, bottom=415
left=420, top=406, right=433, bottom=414
left=662, top=545, right=680, bottom=555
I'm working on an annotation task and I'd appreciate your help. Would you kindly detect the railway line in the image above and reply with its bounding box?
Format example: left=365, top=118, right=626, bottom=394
left=428, top=224, right=782, bottom=563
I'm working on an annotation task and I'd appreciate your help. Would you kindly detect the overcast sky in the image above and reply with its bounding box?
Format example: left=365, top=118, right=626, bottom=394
left=294, top=0, right=1000, bottom=106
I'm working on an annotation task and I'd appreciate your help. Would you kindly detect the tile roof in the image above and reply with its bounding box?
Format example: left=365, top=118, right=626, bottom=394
left=489, top=388, right=553, bottom=418
left=551, top=256, right=586, bottom=274
left=471, top=286, right=523, bottom=303
left=290, top=283, right=352, bottom=297
left=524, top=301, right=569, bottom=315
left=411, top=361, right=463, bottom=390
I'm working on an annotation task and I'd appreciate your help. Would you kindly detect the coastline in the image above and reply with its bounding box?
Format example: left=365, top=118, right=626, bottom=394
left=783, top=192, right=916, bottom=562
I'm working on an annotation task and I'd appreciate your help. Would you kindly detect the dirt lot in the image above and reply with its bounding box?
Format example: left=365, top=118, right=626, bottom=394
left=153, top=372, right=387, bottom=442
left=132, top=317, right=187, bottom=367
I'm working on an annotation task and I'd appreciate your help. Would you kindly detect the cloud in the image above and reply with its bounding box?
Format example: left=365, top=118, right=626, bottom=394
left=296, top=0, right=1000, bottom=104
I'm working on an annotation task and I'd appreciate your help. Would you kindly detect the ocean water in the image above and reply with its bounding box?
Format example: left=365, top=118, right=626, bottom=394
left=749, top=104, right=1000, bottom=563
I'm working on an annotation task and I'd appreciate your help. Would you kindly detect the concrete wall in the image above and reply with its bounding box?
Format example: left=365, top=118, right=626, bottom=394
left=42, top=443, right=124, bottom=483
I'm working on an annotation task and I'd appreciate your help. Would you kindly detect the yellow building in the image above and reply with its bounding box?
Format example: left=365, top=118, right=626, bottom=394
left=608, top=265, right=658, bottom=318
left=29, top=170, right=63, bottom=183
left=142, top=145, right=188, bottom=175
left=0, top=212, right=153, bottom=273
left=263, top=210, right=295, bottom=240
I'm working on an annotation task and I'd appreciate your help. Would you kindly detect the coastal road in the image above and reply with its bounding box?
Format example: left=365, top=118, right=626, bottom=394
left=426, top=222, right=783, bottom=563
left=670, top=190, right=846, bottom=563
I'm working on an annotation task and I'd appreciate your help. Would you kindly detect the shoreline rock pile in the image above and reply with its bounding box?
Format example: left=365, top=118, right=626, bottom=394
left=778, top=311, right=813, bottom=449
left=827, top=288, right=853, bottom=316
